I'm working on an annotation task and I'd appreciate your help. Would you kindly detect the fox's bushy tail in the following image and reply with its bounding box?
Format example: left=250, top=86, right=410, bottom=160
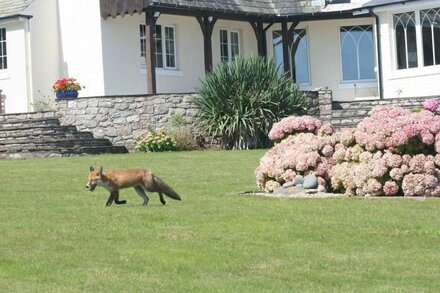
left=153, top=175, right=182, bottom=201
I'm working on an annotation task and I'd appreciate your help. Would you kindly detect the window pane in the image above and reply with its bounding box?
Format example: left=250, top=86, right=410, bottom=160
left=154, top=25, right=163, bottom=68
left=220, top=30, right=229, bottom=62
left=394, top=12, right=417, bottom=69
left=435, top=25, right=440, bottom=65
left=341, top=30, right=358, bottom=80
left=395, top=23, right=407, bottom=69
left=139, top=24, right=146, bottom=59
left=230, top=32, right=239, bottom=60
left=272, top=31, right=284, bottom=73
left=359, top=32, right=375, bottom=79
left=164, top=27, right=176, bottom=68
left=407, top=25, right=418, bottom=68
left=291, top=30, right=309, bottom=84
left=0, top=28, right=6, bottom=70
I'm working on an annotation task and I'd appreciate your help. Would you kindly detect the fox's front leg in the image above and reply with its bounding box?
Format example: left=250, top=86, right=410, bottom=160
left=114, top=191, right=127, bottom=205
left=105, top=191, right=117, bottom=206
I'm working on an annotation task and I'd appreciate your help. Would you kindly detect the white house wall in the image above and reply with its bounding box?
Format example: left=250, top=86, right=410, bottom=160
left=56, top=0, right=106, bottom=97
left=376, top=1, right=440, bottom=99
left=23, top=0, right=62, bottom=105
left=0, top=20, right=29, bottom=113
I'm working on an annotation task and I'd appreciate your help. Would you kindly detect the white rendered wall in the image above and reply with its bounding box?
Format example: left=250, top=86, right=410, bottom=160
left=267, top=17, right=378, bottom=102
left=0, top=21, right=29, bottom=113
left=23, top=0, right=62, bottom=103
left=56, top=0, right=105, bottom=97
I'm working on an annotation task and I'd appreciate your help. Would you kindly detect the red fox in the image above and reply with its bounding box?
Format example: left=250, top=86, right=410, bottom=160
left=86, top=167, right=181, bottom=206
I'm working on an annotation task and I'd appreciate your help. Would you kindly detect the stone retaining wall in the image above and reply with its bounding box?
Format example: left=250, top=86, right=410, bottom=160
left=55, top=91, right=331, bottom=151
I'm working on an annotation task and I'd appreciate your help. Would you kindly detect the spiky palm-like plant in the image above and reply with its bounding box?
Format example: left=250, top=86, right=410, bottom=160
left=194, top=56, right=309, bottom=149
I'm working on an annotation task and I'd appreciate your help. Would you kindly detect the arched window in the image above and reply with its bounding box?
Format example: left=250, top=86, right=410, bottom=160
left=340, top=25, right=375, bottom=81
left=394, top=12, right=418, bottom=69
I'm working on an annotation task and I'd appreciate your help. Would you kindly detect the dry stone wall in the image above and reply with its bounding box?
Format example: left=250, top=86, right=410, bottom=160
left=55, top=92, right=330, bottom=151
left=56, top=94, right=199, bottom=150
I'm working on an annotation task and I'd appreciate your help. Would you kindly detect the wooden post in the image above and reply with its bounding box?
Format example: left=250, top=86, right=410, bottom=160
left=281, top=20, right=300, bottom=78
left=250, top=21, right=268, bottom=57
left=197, top=16, right=217, bottom=72
left=145, top=11, right=158, bottom=94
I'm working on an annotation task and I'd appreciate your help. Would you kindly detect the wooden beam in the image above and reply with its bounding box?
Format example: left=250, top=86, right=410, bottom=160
left=145, top=11, right=158, bottom=94
left=196, top=16, right=217, bottom=72
left=281, top=20, right=300, bottom=77
left=250, top=21, right=268, bottom=57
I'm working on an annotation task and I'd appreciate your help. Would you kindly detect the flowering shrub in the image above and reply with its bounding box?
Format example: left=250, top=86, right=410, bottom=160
left=354, top=105, right=440, bottom=153
left=256, top=102, right=440, bottom=197
left=255, top=132, right=338, bottom=192
left=52, top=78, right=83, bottom=93
left=268, top=116, right=324, bottom=142
left=135, top=129, right=178, bottom=152
left=423, top=98, right=439, bottom=112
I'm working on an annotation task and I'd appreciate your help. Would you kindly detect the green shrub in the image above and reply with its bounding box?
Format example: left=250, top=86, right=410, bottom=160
left=135, top=130, right=178, bottom=152
left=165, top=112, right=200, bottom=151
left=194, top=55, right=309, bottom=149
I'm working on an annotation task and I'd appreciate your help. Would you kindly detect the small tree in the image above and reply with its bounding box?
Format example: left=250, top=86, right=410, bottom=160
left=194, top=56, right=309, bottom=149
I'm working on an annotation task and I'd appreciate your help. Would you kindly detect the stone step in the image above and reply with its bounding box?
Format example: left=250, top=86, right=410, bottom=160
left=0, top=131, right=95, bottom=143
left=0, top=111, right=58, bottom=122
left=0, top=118, right=61, bottom=130
left=0, top=138, right=113, bottom=149
left=0, top=126, right=89, bottom=138
left=0, top=145, right=128, bottom=159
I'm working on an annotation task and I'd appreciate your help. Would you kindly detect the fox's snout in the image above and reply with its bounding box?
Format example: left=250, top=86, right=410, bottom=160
left=86, top=183, right=97, bottom=191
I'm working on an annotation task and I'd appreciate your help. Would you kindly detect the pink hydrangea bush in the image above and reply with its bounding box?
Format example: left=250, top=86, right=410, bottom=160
left=255, top=132, right=338, bottom=192
left=355, top=105, right=440, bottom=153
left=331, top=105, right=440, bottom=196
left=257, top=104, right=440, bottom=197
left=423, top=98, right=439, bottom=112
left=268, top=116, right=326, bottom=142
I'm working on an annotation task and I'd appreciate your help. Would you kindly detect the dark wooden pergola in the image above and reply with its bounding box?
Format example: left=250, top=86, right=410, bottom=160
left=100, top=0, right=364, bottom=94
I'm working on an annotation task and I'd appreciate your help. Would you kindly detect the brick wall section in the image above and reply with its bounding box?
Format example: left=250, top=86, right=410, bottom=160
left=55, top=92, right=330, bottom=151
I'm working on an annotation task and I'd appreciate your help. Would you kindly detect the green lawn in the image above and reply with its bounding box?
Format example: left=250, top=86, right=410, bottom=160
left=1, top=150, right=440, bottom=292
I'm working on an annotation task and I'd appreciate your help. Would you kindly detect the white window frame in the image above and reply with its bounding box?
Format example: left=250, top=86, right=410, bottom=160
left=339, top=25, right=377, bottom=84
left=219, top=29, right=241, bottom=62
left=139, top=23, right=177, bottom=70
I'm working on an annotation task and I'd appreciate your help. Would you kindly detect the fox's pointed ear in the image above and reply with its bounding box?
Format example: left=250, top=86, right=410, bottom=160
left=90, top=166, right=95, bottom=172
left=98, top=167, right=103, bottom=175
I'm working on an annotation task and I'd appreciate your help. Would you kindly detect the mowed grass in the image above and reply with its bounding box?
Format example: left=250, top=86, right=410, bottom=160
left=1, top=150, right=440, bottom=292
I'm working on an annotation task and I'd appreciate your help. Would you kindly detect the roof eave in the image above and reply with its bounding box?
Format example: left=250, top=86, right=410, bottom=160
left=0, top=14, right=33, bottom=22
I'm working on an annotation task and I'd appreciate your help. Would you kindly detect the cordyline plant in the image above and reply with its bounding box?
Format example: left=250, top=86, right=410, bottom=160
left=194, top=56, right=309, bottom=150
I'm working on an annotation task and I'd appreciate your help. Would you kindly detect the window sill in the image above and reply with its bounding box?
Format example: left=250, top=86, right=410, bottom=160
left=140, top=67, right=184, bottom=77
left=390, top=66, right=440, bottom=80
left=338, top=81, right=377, bottom=90
left=0, top=70, right=10, bottom=80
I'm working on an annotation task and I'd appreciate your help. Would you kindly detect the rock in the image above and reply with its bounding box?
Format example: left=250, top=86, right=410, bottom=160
left=303, top=174, right=318, bottom=189
left=294, top=175, right=304, bottom=185
left=317, top=185, right=327, bottom=193
left=282, top=181, right=295, bottom=188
